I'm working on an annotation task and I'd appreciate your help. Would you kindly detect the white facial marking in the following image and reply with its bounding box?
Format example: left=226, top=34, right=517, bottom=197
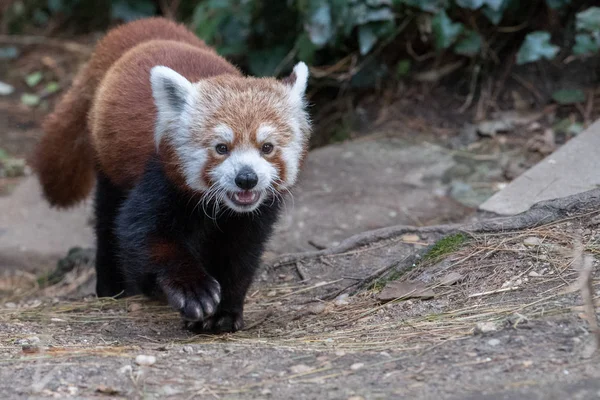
left=257, top=124, right=276, bottom=143
left=214, top=124, right=234, bottom=143
left=210, top=148, right=278, bottom=212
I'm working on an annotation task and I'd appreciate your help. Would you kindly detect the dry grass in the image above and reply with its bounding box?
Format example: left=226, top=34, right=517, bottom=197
left=1, top=217, right=598, bottom=358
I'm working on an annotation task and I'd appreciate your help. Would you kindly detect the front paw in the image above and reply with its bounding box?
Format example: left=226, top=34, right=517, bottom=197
left=186, top=309, right=244, bottom=334
left=158, top=275, right=221, bottom=322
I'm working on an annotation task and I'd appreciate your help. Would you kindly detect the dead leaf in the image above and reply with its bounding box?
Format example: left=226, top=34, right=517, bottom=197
left=378, top=281, right=434, bottom=302
left=401, top=234, right=420, bottom=243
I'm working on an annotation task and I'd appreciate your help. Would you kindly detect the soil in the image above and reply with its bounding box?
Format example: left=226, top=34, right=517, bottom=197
left=2, top=212, right=600, bottom=399
left=1, top=31, right=600, bottom=400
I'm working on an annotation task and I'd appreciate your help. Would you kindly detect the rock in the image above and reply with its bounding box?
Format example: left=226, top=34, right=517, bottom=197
left=523, top=237, right=543, bottom=247
left=305, top=302, right=326, bottom=315
left=438, top=272, right=464, bottom=286
left=350, top=363, right=364, bottom=371
left=487, top=338, right=501, bottom=346
left=477, top=120, right=514, bottom=137
left=378, top=281, right=434, bottom=302
left=268, top=138, right=457, bottom=254
left=474, top=321, right=499, bottom=334
left=528, top=271, right=541, bottom=277
left=182, top=346, right=194, bottom=354
left=135, top=355, right=156, bottom=366
left=119, top=365, right=132, bottom=374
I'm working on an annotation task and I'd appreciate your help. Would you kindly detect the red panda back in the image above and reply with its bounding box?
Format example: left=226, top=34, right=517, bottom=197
left=34, top=17, right=211, bottom=207
left=90, top=39, right=241, bottom=189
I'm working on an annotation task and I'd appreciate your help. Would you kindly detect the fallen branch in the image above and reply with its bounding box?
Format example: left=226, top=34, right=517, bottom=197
left=271, top=188, right=600, bottom=268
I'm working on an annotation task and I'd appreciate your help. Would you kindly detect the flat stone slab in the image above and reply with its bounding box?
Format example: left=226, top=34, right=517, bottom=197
left=0, top=137, right=471, bottom=270
left=269, top=137, right=468, bottom=253
left=0, top=176, right=94, bottom=271
left=479, top=118, right=600, bottom=215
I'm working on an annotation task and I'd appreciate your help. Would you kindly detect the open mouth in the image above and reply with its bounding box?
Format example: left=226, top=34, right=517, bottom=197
left=227, top=190, right=261, bottom=207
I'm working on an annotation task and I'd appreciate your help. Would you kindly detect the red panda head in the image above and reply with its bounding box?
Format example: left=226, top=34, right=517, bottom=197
left=150, top=62, right=311, bottom=213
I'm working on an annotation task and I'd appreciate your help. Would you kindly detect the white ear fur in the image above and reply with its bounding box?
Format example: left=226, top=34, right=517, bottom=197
left=150, top=65, right=194, bottom=146
left=289, top=62, right=309, bottom=100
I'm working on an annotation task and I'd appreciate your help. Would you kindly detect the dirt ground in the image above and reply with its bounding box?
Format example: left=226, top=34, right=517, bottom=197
left=1, top=32, right=600, bottom=400
left=1, top=212, right=600, bottom=399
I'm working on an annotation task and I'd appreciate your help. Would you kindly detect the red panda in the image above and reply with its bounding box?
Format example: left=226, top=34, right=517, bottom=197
left=33, top=17, right=311, bottom=333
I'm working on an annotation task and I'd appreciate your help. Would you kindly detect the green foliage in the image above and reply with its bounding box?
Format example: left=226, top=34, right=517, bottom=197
left=4, top=0, right=600, bottom=85
left=516, top=31, right=559, bottom=65
left=551, top=89, right=586, bottom=105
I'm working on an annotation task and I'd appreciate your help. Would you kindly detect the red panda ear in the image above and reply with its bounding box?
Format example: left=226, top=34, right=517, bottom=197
left=150, top=66, right=194, bottom=145
left=282, top=62, right=309, bottom=102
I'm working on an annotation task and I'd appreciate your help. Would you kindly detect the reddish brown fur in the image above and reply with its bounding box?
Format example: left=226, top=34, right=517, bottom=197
left=89, top=39, right=240, bottom=189
left=33, top=18, right=213, bottom=207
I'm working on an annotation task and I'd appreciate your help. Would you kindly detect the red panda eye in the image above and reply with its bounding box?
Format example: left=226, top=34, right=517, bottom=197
left=262, top=143, right=274, bottom=154
left=215, top=144, right=228, bottom=155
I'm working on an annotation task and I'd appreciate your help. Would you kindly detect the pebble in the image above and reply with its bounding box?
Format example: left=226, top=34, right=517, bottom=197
left=135, top=355, right=156, bottom=366
left=487, top=338, right=501, bottom=346
left=305, top=302, right=326, bottom=315
left=528, top=271, right=540, bottom=277
left=475, top=321, right=499, bottom=334
left=119, top=365, right=132, bottom=374
left=350, top=363, right=364, bottom=371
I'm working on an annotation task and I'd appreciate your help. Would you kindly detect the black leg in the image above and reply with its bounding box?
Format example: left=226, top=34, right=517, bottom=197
left=94, top=172, right=127, bottom=297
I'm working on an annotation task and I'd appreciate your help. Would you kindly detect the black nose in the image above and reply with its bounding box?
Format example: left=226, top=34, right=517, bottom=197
left=235, top=167, right=258, bottom=190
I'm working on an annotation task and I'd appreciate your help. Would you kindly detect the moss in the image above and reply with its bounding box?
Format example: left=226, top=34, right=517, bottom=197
left=422, top=232, right=469, bottom=263
left=369, top=232, right=469, bottom=291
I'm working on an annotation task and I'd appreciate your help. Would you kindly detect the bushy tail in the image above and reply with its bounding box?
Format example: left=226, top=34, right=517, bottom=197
left=32, top=68, right=97, bottom=208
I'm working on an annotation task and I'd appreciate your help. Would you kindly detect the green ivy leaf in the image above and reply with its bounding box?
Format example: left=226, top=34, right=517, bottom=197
left=552, top=89, right=585, bottom=104
left=573, top=33, right=600, bottom=55
left=358, top=25, right=379, bottom=55
left=25, top=71, right=42, bottom=87
left=21, top=93, right=40, bottom=107
left=482, top=0, right=509, bottom=25
left=516, top=31, right=559, bottom=64
left=454, top=30, right=482, bottom=56
left=576, top=7, right=600, bottom=32
left=545, top=0, right=570, bottom=9
left=432, top=10, right=464, bottom=50
left=44, top=81, right=60, bottom=94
